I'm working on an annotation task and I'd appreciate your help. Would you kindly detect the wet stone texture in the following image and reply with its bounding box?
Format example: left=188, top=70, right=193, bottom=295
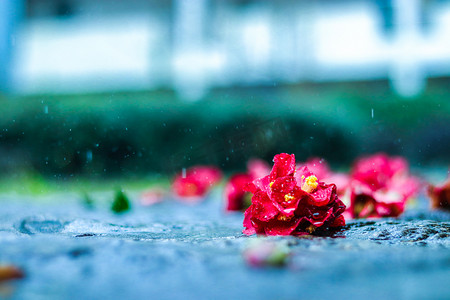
left=0, top=194, right=450, bottom=300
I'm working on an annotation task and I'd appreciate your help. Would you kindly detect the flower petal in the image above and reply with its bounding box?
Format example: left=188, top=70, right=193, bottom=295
left=263, top=217, right=302, bottom=236
left=270, top=153, right=296, bottom=180
left=309, top=184, right=335, bottom=207
left=329, top=214, right=346, bottom=227
left=252, top=175, right=272, bottom=193
left=251, top=191, right=279, bottom=222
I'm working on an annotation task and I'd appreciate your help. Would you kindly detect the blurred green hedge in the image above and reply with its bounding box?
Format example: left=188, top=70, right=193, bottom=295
left=0, top=79, right=449, bottom=178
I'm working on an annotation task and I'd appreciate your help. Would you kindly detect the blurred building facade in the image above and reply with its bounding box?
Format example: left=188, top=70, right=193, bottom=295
left=1, top=0, right=450, bottom=99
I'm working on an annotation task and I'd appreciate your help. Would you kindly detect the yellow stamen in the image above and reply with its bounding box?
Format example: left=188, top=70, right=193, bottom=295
left=277, top=215, right=290, bottom=221
left=269, top=181, right=274, bottom=188
left=301, top=175, right=318, bottom=193
left=306, top=224, right=316, bottom=234
left=284, top=194, right=295, bottom=202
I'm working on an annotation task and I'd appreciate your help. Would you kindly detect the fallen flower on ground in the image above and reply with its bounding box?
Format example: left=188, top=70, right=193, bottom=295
left=243, top=239, right=290, bottom=268
left=172, top=166, right=222, bottom=202
left=224, top=159, right=270, bottom=212
left=140, top=188, right=166, bottom=206
left=348, top=153, right=420, bottom=218
left=427, top=174, right=450, bottom=211
left=243, top=153, right=346, bottom=236
left=224, top=173, right=253, bottom=211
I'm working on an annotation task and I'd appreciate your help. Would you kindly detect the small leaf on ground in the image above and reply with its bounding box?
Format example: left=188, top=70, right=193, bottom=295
left=111, top=190, right=131, bottom=213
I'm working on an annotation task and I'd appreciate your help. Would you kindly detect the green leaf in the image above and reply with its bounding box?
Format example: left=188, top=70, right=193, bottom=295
left=111, top=190, right=131, bottom=214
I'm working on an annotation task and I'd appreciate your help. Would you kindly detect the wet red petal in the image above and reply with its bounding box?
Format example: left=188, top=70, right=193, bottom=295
left=251, top=191, right=280, bottom=222
left=263, top=217, right=302, bottom=236
left=329, top=214, right=346, bottom=227
left=270, top=153, right=296, bottom=181
left=243, top=206, right=257, bottom=235
left=309, top=184, right=334, bottom=207
left=252, top=175, right=271, bottom=193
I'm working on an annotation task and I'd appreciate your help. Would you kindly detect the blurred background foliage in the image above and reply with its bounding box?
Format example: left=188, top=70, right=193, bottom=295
left=0, top=0, right=449, bottom=190
left=1, top=78, right=449, bottom=182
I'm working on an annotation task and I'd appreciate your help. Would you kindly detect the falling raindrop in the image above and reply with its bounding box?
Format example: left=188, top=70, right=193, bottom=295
left=44, top=106, right=48, bottom=114
left=182, top=168, right=186, bottom=178
left=371, top=108, right=374, bottom=119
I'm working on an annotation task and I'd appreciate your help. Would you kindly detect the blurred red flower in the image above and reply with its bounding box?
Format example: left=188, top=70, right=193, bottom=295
left=243, top=153, right=346, bottom=236
left=224, top=159, right=270, bottom=212
left=140, top=188, right=166, bottom=206
left=300, top=157, right=350, bottom=197
left=243, top=239, right=290, bottom=268
left=224, top=173, right=253, bottom=211
left=348, top=153, right=419, bottom=218
left=427, top=174, right=450, bottom=210
left=172, top=166, right=222, bottom=202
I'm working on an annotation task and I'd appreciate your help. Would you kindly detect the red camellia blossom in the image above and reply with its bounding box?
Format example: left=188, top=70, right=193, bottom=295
left=348, top=153, right=419, bottom=218
left=172, top=166, right=222, bottom=202
left=224, top=173, right=253, bottom=211
left=247, top=159, right=271, bottom=180
left=224, top=159, right=270, bottom=211
left=243, top=153, right=346, bottom=236
left=427, top=175, right=450, bottom=211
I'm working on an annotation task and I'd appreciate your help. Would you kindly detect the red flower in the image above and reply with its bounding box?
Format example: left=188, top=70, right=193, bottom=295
left=348, top=153, right=419, bottom=218
left=172, top=166, right=222, bottom=202
left=243, top=153, right=346, bottom=236
left=247, top=159, right=271, bottom=180
left=302, top=157, right=331, bottom=180
left=224, top=159, right=270, bottom=211
left=427, top=174, right=450, bottom=210
left=224, top=173, right=253, bottom=211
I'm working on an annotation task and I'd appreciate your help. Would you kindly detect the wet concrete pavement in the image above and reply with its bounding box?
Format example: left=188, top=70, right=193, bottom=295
left=0, top=194, right=449, bottom=300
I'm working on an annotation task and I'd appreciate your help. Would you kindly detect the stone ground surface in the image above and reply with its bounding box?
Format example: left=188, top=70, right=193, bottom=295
left=0, top=193, right=450, bottom=300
